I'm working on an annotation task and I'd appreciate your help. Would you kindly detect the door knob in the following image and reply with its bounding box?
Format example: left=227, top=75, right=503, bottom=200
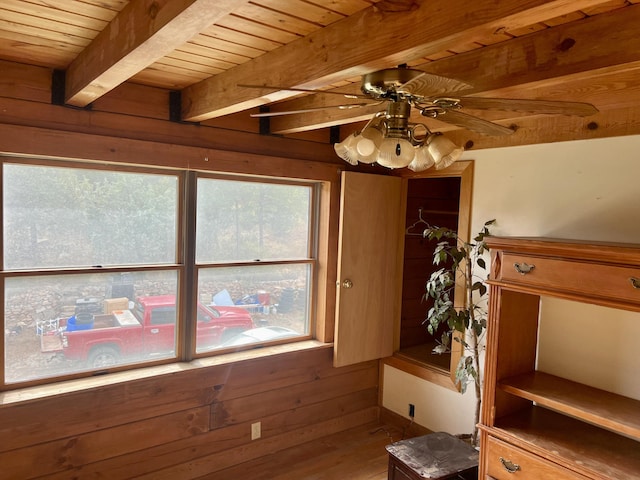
left=341, top=279, right=353, bottom=289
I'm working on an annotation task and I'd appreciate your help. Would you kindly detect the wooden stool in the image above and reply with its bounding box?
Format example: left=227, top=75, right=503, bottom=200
left=386, top=432, right=479, bottom=480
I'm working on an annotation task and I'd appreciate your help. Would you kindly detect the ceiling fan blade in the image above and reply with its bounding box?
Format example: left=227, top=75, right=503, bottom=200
left=238, top=84, right=370, bottom=99
left=434, top=109, right=515, bottom=136
left=250, top=101, right=383, bottom=117
left=399, top=72, right=472, bottom=97
left=457, top=97, right=599, bottom=116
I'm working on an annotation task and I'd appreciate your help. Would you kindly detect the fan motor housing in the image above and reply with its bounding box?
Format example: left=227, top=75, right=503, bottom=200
left=361, top=68, right=423, bottom=98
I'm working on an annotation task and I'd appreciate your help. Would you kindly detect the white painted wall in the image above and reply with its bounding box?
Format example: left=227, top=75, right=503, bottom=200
left=382, top=134, right=640, bottom=434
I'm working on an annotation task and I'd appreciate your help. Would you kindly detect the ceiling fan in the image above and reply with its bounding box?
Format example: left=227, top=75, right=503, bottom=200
left=240, top=67, right=598, bottom=171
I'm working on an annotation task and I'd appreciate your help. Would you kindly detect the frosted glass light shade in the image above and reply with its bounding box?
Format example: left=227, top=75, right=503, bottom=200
left=334, top=133, right=360, bottom=165
left=408, top=146, right=436, bottom=172
left=355, top=126, right=383, bottom=164
left=428, top=134, right=464, bottom=170
left=334, top=118, right=463, bottom=171
left=377, top=137, right=415, bottom=168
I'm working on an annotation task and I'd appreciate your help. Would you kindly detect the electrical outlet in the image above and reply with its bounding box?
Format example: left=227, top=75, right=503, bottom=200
left=251, top=421, right=261, bottom=440
left=409, top=403, right=415, bottom=418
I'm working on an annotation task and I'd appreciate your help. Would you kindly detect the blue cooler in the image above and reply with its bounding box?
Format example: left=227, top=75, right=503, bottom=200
left=66, top=313, right=94, bottom=331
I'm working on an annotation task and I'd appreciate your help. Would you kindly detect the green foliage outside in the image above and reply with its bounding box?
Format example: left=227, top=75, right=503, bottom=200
left=3, top=164, right=311, bottom=270
left=3, top=164, right=178, bottom=269
left=196, top=179, right=310, bottom=263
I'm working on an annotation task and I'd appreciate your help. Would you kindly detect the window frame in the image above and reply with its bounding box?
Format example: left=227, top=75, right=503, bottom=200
left=189, top=171, right=319, bottom=358
left=0, top=157, right=323, bottom=390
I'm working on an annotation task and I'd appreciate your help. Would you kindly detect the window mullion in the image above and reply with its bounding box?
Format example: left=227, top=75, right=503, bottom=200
left=179, top=171, right=198, bottom=361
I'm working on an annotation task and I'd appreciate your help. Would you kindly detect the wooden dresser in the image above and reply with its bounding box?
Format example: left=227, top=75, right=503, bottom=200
left=479, top=237, right=640, bottom=480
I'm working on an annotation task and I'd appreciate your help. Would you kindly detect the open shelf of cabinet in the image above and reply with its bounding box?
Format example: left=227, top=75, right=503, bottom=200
left=479, top=236, right=640, bottom=480
left=485, top=406, right=640, bottom=479
left=498, top=371, right=640, bottom=439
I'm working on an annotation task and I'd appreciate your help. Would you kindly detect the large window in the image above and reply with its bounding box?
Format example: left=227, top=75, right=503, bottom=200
left=2, top=161, right=317, bottom=387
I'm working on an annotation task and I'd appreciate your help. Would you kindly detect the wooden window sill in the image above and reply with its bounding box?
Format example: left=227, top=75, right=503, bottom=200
left=0, top=340, right=331, bottom=406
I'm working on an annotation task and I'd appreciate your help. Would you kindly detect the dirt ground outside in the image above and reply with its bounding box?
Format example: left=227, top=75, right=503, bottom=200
left=4, top=280, right=308, bottom=384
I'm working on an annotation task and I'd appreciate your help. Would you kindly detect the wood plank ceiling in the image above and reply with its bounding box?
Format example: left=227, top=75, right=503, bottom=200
left=2, top=0, right=640, bottom=152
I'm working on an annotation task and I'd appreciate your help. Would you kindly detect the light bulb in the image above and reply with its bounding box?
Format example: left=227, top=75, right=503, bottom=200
left=356, top=137, right=375, bottom=156
left=334, top=133, right=360, bottom=165
left=377, top=137, right=415, bottom=168
left=408, top=146, right=436, bottom=172
left=355, top=126, right=383, bottom=164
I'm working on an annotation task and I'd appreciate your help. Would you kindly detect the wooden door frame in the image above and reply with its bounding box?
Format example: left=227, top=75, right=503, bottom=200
left=386, top=160, right=474, bottom=391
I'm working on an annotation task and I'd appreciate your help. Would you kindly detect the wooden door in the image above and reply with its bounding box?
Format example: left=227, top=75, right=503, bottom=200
left=334, top=171, right=404, bottom=367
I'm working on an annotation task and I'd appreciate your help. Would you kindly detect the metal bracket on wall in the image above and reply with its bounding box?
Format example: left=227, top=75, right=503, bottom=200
left=51, top=69, right=66, bottom=106
left=169, top=90, right=199, bottom=125
left=329, top=125, right=340, bottom=144
left=51, top=69, right=93, bottom=110
left=259, top=105, right=270, bottom=135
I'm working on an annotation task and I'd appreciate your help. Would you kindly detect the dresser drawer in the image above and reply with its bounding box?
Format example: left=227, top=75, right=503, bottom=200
left=485, top=436, right=585, bottom=480
left=498, top=253, right=640, bottom=305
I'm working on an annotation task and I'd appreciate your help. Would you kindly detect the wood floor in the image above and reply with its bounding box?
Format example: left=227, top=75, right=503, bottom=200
left=203, top=421, right=415, bottom=480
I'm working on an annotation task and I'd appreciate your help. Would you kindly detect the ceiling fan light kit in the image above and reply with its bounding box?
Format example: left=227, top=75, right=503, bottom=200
left=334, top=102, right=464, bottom=171
left=334, top=122, right=462, bottom=170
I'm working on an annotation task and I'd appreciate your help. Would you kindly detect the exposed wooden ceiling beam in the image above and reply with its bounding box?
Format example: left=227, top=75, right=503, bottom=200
left=268, top=3, right=640, bottom=134
left=65, top=0, right=249, bottom=106
left=181, top=0, right=611, bottom=122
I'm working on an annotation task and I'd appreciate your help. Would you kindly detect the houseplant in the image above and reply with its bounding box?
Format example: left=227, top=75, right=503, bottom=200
left=423, top=219, right=495, bottom=446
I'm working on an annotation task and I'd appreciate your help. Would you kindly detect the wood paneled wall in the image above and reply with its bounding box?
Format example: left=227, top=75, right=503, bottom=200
left=0, top=59, right=381, bottom=479
left=0, top=346, right=379, bottom=479
left=0, top=60, right=340, bottom=164
left=400, top=178, right=460, bottom=349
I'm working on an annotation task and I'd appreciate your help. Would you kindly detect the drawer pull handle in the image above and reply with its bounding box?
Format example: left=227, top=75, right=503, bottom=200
left=631, top=277, right=640, bottom=289
left=499, top=457, right=521, bottom=473
left=514, top=262, right=535, bottom=275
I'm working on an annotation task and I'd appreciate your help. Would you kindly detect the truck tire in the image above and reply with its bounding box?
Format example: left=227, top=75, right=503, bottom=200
left=88, top=346, right=120, bottom=368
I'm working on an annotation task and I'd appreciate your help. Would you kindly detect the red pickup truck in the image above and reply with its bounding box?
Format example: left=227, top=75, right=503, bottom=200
left=50, top=295, right=254, bottom=368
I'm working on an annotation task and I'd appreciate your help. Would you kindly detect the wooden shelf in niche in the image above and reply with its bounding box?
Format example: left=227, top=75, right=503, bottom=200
left=491, top=406, right=640, bottom=480
left=498, top=371, right=640, bottom=440
left=396, top=343, right=451, bottom=371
